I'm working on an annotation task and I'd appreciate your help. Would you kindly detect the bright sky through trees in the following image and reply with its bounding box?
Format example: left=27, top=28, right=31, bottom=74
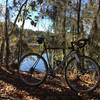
left=0, top=0, right=89, bottom=32
left=0, top=0, right=54, bottom=32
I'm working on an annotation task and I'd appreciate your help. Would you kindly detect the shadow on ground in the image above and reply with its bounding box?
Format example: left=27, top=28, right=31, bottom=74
left=0, top=69, right=100, bottom=100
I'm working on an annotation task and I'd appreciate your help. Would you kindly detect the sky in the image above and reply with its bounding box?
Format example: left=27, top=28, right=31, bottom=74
left=16, top=17, right=53, bottom=32
left=0, top=0, right=90, bottom=33
left=0, top=0, right=54, bottom=32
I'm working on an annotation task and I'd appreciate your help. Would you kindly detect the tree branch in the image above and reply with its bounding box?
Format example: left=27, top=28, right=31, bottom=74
left=9, top=0, right=28, bottom=36
left=97, top=0, right=100, bottom=15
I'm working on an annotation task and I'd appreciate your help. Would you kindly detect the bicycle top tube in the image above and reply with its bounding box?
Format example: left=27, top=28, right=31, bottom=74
left=37, top=36, right=89, bottom=51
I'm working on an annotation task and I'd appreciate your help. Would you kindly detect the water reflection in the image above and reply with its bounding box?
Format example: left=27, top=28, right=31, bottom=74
left=19, top=53, right=48, bottom=72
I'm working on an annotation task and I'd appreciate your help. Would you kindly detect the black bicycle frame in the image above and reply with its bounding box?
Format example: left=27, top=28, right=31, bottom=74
left=39, top=41, right=81, bottom=72
left=29, top=39, right=84, bottom=76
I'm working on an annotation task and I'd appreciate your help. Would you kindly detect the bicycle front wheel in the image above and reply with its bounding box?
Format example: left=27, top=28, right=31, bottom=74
left=18, top=53, right=48, bottom=86
left=65, top=56, right=100, bottom=93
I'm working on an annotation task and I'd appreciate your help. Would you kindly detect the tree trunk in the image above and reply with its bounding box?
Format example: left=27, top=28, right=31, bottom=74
left=17, top=3, right=28, bottom=62
left=54, top=1, right=67, bottom=66
left=77, top=0, right=82, bottom=36
left=0, top=39, right=5, bottom=65
left=5, top=0, right=10, bottom=68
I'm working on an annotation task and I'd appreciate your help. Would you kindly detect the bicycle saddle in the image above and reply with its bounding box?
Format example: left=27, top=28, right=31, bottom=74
left=37, top=36, right=45, bottom=44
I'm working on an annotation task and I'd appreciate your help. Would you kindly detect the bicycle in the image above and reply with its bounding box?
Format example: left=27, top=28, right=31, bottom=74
left=18, top=36, right=100, bottom=93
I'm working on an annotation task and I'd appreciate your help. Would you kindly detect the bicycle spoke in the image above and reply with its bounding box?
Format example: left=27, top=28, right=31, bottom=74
left=65, top=56, right=100, bottom=93
left=19, top=53, right=48, bottom=86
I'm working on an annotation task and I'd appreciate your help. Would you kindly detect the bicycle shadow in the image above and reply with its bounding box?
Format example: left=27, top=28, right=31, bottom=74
left=0, top=69, right=100, bottom=100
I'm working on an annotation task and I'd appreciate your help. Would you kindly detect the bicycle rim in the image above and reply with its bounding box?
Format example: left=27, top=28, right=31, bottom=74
left=65, top=56, right=100, bottom=93
left=18, top=53, right=48, bottom=86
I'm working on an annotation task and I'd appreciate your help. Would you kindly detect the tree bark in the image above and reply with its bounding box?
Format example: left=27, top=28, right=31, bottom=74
left=5, top=0, right=9, bottom=68
left=77, top=0, right=81, bottom=35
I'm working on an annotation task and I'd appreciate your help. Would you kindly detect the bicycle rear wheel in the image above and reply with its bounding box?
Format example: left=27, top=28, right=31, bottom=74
left=18, top=53, right=48, bottom=86
left=65, top=56, right=100, bottom=93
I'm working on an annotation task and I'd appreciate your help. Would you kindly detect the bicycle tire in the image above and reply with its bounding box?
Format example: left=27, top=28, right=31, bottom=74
left=18, top=53, right=48, bottom=86
left=65, top=56, right=100, bottom=93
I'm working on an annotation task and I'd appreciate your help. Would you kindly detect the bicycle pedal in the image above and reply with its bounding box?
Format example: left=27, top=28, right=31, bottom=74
left=47, top=75, right=54, bottom=80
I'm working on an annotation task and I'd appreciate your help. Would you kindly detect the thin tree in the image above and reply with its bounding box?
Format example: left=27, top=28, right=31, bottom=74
left=5, top=0, right=9, bottom=68
left=77, top=0, right=82, bottom=35
left=0, top=0, right=29, bottom=69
